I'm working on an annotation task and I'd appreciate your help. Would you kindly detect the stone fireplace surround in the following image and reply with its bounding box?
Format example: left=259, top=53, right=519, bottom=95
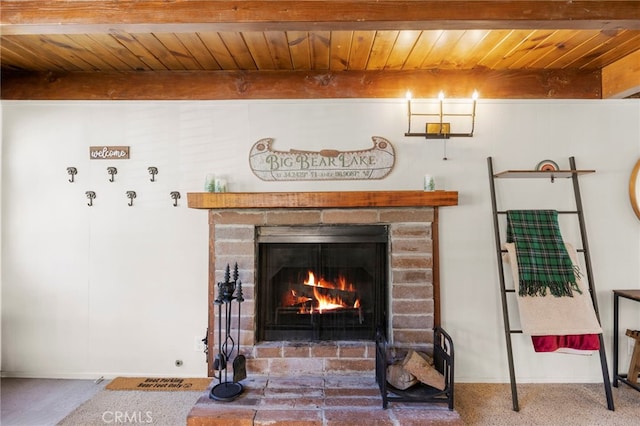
left=187, top=191, right=458, bottom=378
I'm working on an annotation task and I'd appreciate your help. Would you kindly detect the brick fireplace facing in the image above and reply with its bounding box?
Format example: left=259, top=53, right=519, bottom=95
left=187, top=191, right=458, bottom=378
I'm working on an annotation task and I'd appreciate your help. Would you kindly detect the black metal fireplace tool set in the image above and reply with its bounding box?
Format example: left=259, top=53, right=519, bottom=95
left=210, top=263, right=246, bottom=401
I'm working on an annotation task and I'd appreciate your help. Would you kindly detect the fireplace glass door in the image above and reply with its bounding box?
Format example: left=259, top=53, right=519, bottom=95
left=256, top=225, right=388, bottom=342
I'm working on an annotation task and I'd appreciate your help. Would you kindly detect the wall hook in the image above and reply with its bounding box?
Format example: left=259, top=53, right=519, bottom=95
left=107, top=167, right=117, bottom=182
left=126, top=190, right=136, bottom=206
left=148, top=166, right=158, bottom=182
left=67, top=167, right=77, bottom=183
left=85, top=191, right=96, bottom=206
left=170, top=191, right=181, bottom=207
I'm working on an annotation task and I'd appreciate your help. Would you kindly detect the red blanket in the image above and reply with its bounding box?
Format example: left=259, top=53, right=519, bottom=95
left=532, top=334, right=600, bottom=353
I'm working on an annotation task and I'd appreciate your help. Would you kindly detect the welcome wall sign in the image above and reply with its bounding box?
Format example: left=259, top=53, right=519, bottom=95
left=90, top=146, right=130, bottom=160
left=249, top=137, right=395, bottom=181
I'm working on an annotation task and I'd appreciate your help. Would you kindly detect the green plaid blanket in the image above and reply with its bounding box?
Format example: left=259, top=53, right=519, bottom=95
left=506, top=210, right=581, bottom=297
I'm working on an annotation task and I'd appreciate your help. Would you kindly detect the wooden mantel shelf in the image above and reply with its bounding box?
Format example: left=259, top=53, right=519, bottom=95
left=187, top=190, right=458, bottom=209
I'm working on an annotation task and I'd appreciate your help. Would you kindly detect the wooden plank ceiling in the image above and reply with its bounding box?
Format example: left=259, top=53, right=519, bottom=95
left=1, top=1, right=640, bottom=100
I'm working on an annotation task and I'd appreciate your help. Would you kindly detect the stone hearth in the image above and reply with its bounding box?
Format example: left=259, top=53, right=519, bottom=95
left=186, top=375, right=464, bottom=426
left=187, top=191, right=458, bottom=378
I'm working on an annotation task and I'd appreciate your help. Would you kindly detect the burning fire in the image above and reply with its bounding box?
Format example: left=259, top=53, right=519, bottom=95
left=289, top=270, right=360, bottom=313
left=304, top=271, right=355, bottom=292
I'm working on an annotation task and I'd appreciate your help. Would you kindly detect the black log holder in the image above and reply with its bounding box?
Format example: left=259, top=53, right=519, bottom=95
left=210, top=263, right=245, bottom=401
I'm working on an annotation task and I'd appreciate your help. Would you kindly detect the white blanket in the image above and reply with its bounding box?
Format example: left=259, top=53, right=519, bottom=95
left=503, top=243, right=602, bottom=336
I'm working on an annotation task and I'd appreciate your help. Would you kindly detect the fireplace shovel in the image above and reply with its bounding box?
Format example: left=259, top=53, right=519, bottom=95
left=233, top=287, right=247, bottom=382
left=233, top=353, right=246, bottom=382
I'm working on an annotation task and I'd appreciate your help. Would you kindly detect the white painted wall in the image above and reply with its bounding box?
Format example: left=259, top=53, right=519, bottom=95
left=0, top=102, right=3, bottom=371
left=1, top=99, right=639, bottom=382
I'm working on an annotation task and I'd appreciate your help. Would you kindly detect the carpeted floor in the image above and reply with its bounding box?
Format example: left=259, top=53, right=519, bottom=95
left=53, top=380, right=639, bottom=425
left=455, top=382, right=639, bottom=425
left=57, top=389, right=203, bottom=426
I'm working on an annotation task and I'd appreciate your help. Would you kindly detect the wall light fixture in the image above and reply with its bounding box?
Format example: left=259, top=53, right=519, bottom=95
left=405, top=90, right=478, bottom=139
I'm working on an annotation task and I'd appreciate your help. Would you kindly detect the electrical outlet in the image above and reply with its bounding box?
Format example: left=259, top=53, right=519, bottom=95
left=194, top=336, right=205, bottom=352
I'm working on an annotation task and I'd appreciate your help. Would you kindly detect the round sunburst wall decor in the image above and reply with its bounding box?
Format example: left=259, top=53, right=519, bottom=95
left=535, top=159, right=560, bottom=172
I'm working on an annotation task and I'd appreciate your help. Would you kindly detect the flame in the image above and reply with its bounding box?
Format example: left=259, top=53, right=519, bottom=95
left=313, top=286, right=347, bottom=312
left=336, top=275, right=355, bottom=292
left=304, top=271, right=339, bottom=289
left=304, top=271, right=317, bottom=285
left=298, top=270, right=360, bottom=313
left=304, top=271, right=355, bottom=292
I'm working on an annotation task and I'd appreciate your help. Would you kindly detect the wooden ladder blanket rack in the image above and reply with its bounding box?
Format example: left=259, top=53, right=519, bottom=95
left=487, top=156, right=614, bottom=412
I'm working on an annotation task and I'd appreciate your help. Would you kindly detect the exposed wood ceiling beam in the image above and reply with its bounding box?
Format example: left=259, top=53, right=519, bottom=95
left=0, top=69, right=601, bottom=100
left=602, top=49, right=640, bottom=98
left=2, top=1, right=640, bottom=34
left=1, top=1, right=637, bottom=100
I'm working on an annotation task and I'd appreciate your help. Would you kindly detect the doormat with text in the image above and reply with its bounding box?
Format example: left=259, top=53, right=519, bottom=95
left=106, top=377, right=212, bottom=391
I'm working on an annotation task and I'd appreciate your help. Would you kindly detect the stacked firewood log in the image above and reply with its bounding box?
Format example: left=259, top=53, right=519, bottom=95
left=386, top=349, right=445, bottom=391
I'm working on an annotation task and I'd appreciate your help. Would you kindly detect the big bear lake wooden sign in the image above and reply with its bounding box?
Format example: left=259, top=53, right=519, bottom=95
left=249, top=136, right=395, bottom=181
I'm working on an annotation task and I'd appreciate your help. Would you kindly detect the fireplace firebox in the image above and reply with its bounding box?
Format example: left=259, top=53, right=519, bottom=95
left=256, top=225, right=388, bottom=342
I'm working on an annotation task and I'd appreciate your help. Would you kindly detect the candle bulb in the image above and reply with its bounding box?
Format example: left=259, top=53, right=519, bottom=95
left=406, top=91, right=412, bottom=133
left=438, top=92, right=445, bottom=132
left=472, top=90, right=478, bottom=117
